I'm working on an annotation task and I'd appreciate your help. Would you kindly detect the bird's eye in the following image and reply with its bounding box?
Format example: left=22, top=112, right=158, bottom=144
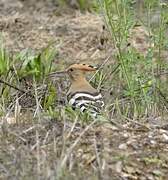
left=69, top=68, right=73, bottom=72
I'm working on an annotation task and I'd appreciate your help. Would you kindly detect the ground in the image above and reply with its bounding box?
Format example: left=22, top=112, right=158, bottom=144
left=0, top=0, right=168, bottom=179
left=0, top=0, right=107, bottom=65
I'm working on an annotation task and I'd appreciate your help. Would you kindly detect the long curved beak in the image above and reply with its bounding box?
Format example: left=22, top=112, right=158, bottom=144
left=48, top=70, right=67, bottom=77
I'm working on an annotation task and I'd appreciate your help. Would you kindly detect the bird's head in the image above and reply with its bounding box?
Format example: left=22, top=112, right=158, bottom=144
left=49, top=64, right=98, bottom=82
left=65, top=64, right=98, bottom=81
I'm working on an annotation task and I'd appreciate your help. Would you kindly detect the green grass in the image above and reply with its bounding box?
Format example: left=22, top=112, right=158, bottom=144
left=0, top=1, right=167, bottom=121
left=0, top=43, right=59, bottom=116
left=58, top=0, right=98, bottom=11
left=97, top=0, right=168, bottom=119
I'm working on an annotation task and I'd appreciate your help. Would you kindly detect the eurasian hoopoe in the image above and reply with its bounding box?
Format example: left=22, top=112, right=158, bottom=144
left=57, top=64, right=104, bottom=118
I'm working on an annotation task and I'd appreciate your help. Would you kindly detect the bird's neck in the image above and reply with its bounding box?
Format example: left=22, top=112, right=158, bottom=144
left=70, top=76, right=89, bottom=86
left=69, top=76, right=96, bottom=94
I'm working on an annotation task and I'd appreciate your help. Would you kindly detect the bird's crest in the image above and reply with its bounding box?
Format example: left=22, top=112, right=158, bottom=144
left=66, top=64, right=98, bottom=72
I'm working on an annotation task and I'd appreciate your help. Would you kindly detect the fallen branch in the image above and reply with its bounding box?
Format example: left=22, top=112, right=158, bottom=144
left=0, top=79, right=26, bottom=93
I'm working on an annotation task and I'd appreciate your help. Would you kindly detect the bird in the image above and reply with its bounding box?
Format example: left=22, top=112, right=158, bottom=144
left=62, top=64, right=104, bottom=118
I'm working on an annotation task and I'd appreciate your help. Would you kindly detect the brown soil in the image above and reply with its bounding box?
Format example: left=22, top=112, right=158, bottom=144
left=0, top=0, right=109, bottom=66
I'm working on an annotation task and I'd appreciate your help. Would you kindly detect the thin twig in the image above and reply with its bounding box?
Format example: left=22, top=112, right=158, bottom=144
left=154, top=71, right=168, bottom=77
left=0, top=79, right=26, bottom=93
left=103, top=63, right=120, bottom=81
left=156, top=87, right=168, bottom=111
left=60, top=120, right=96, bottom=169
left=89, top=54, right=113, bottom=82
left=124, top=116, right=151, bottom=131
left=93, top=137, right=103, bottom=180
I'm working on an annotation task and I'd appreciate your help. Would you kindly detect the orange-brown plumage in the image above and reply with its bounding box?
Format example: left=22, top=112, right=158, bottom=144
left=66, top=64, right=98, bottom=95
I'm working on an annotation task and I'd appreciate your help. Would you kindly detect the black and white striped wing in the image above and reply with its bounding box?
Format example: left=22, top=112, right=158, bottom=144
left=67, top=91, right=104, bottom=117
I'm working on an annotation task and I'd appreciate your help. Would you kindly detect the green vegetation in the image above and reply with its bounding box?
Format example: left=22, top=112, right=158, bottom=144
left=98, top=0, right=168, bottom=118
left=0, top=0, right=168, bottom=122
left=59, top=0, right=98, bottom=11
